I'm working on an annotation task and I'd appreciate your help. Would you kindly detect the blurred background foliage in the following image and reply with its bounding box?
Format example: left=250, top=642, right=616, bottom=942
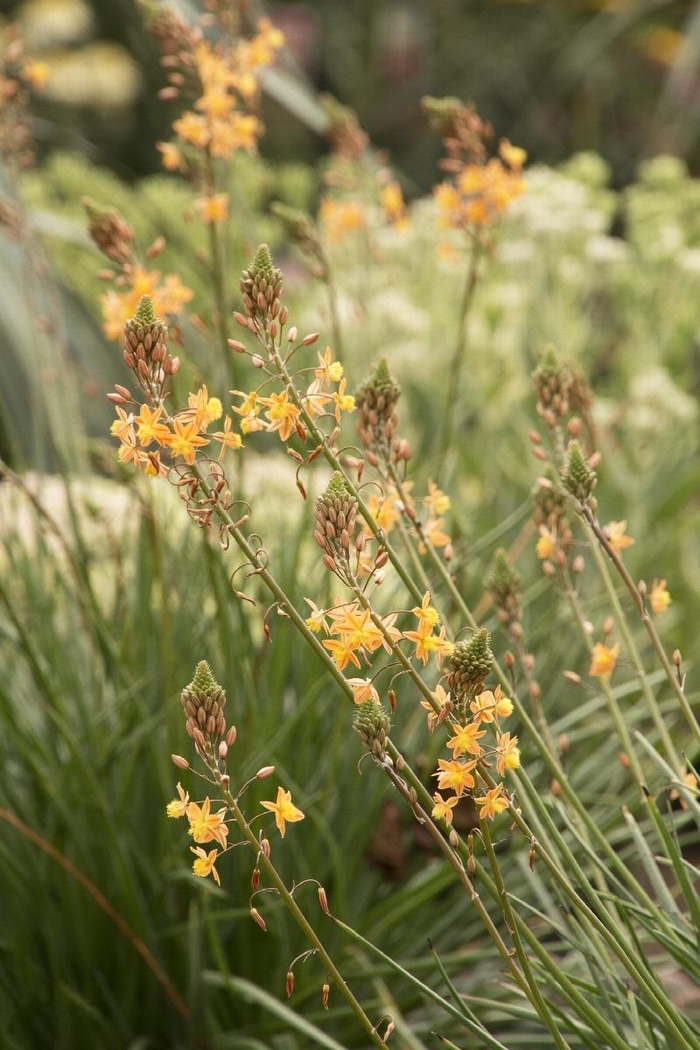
left=4, top=0, right=700, bottom=186
left=2, top=1, right=700, bottom=1048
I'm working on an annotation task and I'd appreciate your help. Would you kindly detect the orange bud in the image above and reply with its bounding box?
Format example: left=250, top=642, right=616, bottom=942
left=322, top=981, right=330, bottom=1010
left=250, top=907, right=267, bottom=931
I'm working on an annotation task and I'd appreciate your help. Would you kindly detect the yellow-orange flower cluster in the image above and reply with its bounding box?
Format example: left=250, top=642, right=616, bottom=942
left=231, top=346, right=355, bottom=441
left=110, top=385, right=242, bottom=477
left=159, top=18, right=283, bottom=171
left=101, top=267, right=193, bottom=341
left=431, top=684, right=519, bottom=823
left=435, top=138, right=526, bottom=235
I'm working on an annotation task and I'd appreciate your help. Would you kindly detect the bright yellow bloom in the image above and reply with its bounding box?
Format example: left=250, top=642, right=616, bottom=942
left=499, top=138, right=527, bottom=171
left=649, top=579, right=671, bottom=615
left=446, top=722, right=486, bottom=759
left=495, top=732, right=520, bottom=775
left=411, top=592, right=441, bottom=633
left=261, top=787, right=305, bottom=838
left=431, top=792, right=459, bottom=827
left=589, top=642, right=620, bottom=680
left=470, top=686, right=513, bottom=724
left=185, top=386, right=223, bottom=430
left=379, top=180, right=408, bottom=230
left=319, top=198, right=366, bottom=243
left=135, top=403, right=172, bottom=447
left=261, top=390, right=301, bottom=442
left=434, top=758, right=477, bottom=797
left=314, top=346, right=344, bottom=388
left=173, top=111, right=210, bottom=148
left=363, top=488, right=403, bottom=537
left=187, top=797, right=229, bottom=848
left=166, top=782, right=189, bottom=818
left=331, top=378, right=356, bottom=422
left=418, top=516, right=451, bottom=553
left=603, top=520, right=635, bottom=554
left=157, top=141, right=183, bottom=171
left=167, top=418, right=210, bottom=464
left=322, top=636, right=362, bottom=672
left=23, top=58, right=50, bottom=90
left=474, top=784, right=509, bottom=821
left=190, top=845, right=221, bottom=885
left=304, top=598, right=328, bottom=634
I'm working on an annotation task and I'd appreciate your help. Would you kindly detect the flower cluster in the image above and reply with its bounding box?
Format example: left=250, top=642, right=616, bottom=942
left=424, top=96, right=526, bottom=247
left=107, top=295, right=242, bottom=477
left=431, top=631, right=520, bottom=823
left=154, top=15, right=283, bottom=173
left=167, top=662, right=304, bottom=886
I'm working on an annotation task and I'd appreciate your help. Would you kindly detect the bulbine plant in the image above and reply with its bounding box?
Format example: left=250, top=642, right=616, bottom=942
left=106, top=239, right=700, bottom=1047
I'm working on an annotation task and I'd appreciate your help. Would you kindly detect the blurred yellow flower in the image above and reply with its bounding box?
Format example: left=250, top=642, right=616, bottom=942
left=649, top=579, right=671, bottom=615
left=589, top=642, right=620, bottom=680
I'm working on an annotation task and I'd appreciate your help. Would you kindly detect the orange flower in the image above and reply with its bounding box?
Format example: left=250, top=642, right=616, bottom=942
left=190, top=846, right=221, bottom=885
left=589, top=642, right=620, bottom=680
left=135, top=403, right=172, bottom=447
left=167, top=418, right=210, bottom=464
left=434, top=758, right=477, bottom=797
left=446, top=722, right=486, bottom=759
left=474, top=784, right=509, bottom=820
left=196, top=193, right=229, bottom=224
left=603, top=520, right=635, bottom=555
left=186, top=797, right=229, bottom=848
left=261, top=787, right=305, bottom=838
left=432, top=792, right=459, bottom=827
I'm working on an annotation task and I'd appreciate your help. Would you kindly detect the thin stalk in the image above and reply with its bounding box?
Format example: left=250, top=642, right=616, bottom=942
left=580, top=505, right=700, bottom=748
left=479, top=825, right=573, bottom=1050
left=214, top=777, right=387, bottom=1048
left=562, top=568, right=646, bottom=784
left=439, top=235, right=484, bottom=457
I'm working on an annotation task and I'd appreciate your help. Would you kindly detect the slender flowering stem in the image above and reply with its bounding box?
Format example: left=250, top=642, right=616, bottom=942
left=213, top=776, right=387, bottom=1048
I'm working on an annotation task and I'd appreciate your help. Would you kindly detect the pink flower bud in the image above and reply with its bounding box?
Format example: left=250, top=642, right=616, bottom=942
left=171, top=754, right=189, bottom=769
left=256, top=765, right=276, bottom=779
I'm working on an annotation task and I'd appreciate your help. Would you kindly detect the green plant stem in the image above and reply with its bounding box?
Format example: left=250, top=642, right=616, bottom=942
left=439, top=235, right=484, bottom=458
left=580, top=505, right=700, bottom=750
left=203, top=149, right=233, bottom=374
left=214, top=777, right=387, bottom=1048
left=561, top=566, right=646, bottom=784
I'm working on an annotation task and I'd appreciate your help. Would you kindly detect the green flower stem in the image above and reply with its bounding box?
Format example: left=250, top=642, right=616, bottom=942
left=478, top=826, right=574, bottom=1050
left=503, top=771, right=700, bottom=1048
left=375, top=757, right=532, bottom=996
left=561, top=566, right=646, bottom=784
left=330, top=921, right=513, bottom=1049
left=580, top=505, right=700, bottom=750
left=440, top=234, right=484, bottom=459
left=203, top=149, right=233, bottom=373
left=264, top=339, right=428, bottom=608
left=214, top=777, right=387, bottom=1049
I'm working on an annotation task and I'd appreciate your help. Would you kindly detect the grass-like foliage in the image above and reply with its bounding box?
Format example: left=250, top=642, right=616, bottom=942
left=1, top=5, right=700, bottom=1049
